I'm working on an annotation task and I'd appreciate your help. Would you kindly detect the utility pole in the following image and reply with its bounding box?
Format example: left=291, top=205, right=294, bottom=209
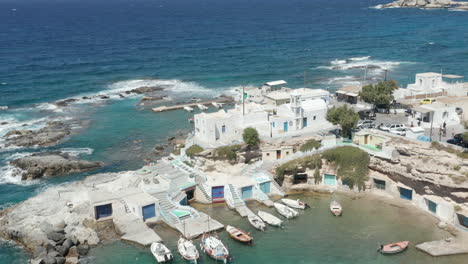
left=242, top=85, right=245, bottom=116
left=429, top=111, right=434, bottom=142
left=384, top=69, right=388, bottom=81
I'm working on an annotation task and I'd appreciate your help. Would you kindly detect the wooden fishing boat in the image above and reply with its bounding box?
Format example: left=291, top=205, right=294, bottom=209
left=151, top=242, right=173, bottom=263
left=274, top=203, right=298, bottom=219
left=258, top=211, right=282, bottom=226
left=330, top=200, right=342, bottom=216
left=200, top=233, right=230, bottom=263
left=177, top=237, right=199, bottom=263
left=248, top=214, right=266, bottom=231
left=226, top=225, right=253, bottom=244
left=281, top=198, right=309, bottom=210
left=378, top=241, right=409, bottom=255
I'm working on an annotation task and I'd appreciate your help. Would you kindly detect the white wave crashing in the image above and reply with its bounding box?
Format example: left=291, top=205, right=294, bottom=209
left=108, top=79, right=215, bottom=96
left=318, top=56, right=407, bottom=73
left=60, top=147, right=94, bottom=157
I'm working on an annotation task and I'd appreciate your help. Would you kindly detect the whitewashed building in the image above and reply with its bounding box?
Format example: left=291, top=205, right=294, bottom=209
left=193, top=92, right=334, bottom=147
left=394, top=72, right=466, bottom=100
left=409, top=102, right=460, bottom=128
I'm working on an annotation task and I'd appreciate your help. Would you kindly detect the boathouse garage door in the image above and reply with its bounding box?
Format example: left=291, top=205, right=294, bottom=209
left=241, top=186, right=253, bottom=199
left=457, top=214, right=468, bottom=228
left=324, top=174, right=336, bottom=186
left=142, top=204, right=156, bottom=221
left=259, top=181, right=271, bottom=194
left=95, top=204, right=113, bottom=220
left=399, top=187, right=413, bottom=200
left=212, top=186, right=225, bottom=202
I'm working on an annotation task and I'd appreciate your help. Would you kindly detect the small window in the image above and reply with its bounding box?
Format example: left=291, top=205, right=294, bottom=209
left=286, top=152, right=289, bottom=155
left=266, top=153, right=270, bottom=156
left=272, top=122, right=275, bottom=128
left=313, top=116, right=316, bottom=120
left=222, top=125, right=226, bottom=133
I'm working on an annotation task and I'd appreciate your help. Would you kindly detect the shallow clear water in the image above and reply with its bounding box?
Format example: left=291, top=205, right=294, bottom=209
left=88, top=193, right=467, bottom=264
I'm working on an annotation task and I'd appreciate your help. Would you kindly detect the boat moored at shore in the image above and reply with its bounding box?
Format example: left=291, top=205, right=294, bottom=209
left=281, top=198, right=309, bottom=209
left=258, top=211, right=283, bottom=227
left=248, top=214, right=266, bottom=231
left=378, top=241, right=409, bottom=255
left=177, top=237, right=200, bottom=263
left=151, top=242, right=173, bottom=263
left=330, top=201, right=342, bottom=216
left=226, top=225, right=253, bottom=244
left=200, top=233, right=231, bottom=263
left=274, top=203, right=298, bottom=219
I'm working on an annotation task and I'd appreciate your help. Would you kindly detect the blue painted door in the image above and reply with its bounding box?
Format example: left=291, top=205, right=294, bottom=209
left=427, top=200, right=437, bottom=213
left=324, top=174, right=336, bottom=186
left=283, top=122, right=288, bottom=132
left=399, top=188, right=413, bottom=200
left=212, top=186, right=224, bottom=199
left=303, top=117, right=308, bottom=127
left=259, top=181, right=271, bottom=193
left=95, top=204, right=112, bottom=219
left=142, top=204, right=156, bottom=220
left=241, top=186, right=253, bottom=199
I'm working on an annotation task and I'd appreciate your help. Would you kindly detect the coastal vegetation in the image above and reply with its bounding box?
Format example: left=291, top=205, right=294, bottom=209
left=326, top=105, right=359, bottom=138
left=186, top=144, right=204, bottom=157
left=359, top=80, right=398, bottom=108
left=275, top=154, right=322, bottom=183
left=243, top=127, right=260, bottom=148
left=214, top=144, right=242, bottom=161
left=321, top=146, right=370, bottom=191
left=299, top=139, right=321, bottom=152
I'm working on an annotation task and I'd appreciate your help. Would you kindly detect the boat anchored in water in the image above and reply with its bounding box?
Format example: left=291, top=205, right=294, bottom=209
left=378, top=241, right=409, bottom=255
left=258, top=211, right=282, bottom=227
left=197, top=104, right=208, bottom=111
left=178, top=237, right=200, bottom=263
left=281, top=198, right=309, bottom=210
left=151, top=242, right=173, bottom=263
left=183, top=106, right=194, bottom=112
left=248, top=214, right=266, bottom=231
left=211, top=102, right=223, bottom=108
left=274, top=203, right=298, bottom=219
left=200, top=233, right=230, bottom=263
left=330, top=200, right=342, bottom=216
left=226, top=225, right=253, bottom=244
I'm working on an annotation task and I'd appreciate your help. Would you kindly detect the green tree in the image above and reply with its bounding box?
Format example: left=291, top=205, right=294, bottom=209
left=243, top=127, right=260, bottom=147
left=463, top=132, right=468, bottom=144
left=313, top=167, right=321, bottom=184
left=359, top=80, right=398, bottom=108
left=326, top=105, right=359, bottom=138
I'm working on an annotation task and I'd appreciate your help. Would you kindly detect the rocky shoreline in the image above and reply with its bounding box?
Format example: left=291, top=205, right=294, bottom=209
left=10, top=152, right=103, bottom=181
left=377, top=0, right=468, bottom=10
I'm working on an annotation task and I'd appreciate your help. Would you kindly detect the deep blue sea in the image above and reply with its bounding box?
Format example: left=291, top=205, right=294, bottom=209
left=0, top=0, right=467, bottom=262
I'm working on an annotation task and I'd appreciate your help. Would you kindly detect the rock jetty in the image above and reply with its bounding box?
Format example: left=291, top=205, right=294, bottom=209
left=5, top=121, right=73, bottom=148
left=379, top=0, right=468, bottom=9
left=11, top=152, right=103, bottom=180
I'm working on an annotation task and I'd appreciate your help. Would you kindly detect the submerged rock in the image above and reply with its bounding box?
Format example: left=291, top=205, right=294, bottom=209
left=381, top=0, right=458, bottom=8
left=10, top=152, right=103, bottom=180
left=130, top=86, right=164, bottom=94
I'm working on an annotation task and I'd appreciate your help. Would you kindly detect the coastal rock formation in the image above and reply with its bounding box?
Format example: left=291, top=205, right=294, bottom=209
left=10, top=152, right=102, bottom=180
left=380, top=0, right=468, bottom=9
left=5, top=121, right=72, bottom=148
left=130, top=86, right=164, bottom=94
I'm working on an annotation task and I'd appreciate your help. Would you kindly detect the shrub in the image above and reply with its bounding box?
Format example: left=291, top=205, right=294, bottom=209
left=215, top=144, right=242, bottom=161
left=243, top=127, right=260, bottom=147
left=454, top=165, right=461, bottom=171
left=300, top=139, right=321, bottom=152
left=275, top=154, right=322, bottom=183
left=321, top=146, right=370, bottom=191
left=186, top=145, right=203, bottom=157
left=313, top=167, right=321, bottom=184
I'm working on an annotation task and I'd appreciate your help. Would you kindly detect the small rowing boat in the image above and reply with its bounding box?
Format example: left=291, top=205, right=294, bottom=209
left=183, top=106, right=194, bottom=112
left=200, top=233, right=230, bottom=263
left=274, top=203, right=298, bottom=219
left=226, top=225, right=253, bottom=244
left=330, top=200, right=342, bottom=216
left=150, top=242, right=173, bottom=263
left=258, top=211, right=282, bottom=227
left=177, top=237, right=199, bottom=263
left=378, top=241, right=409, bottom=255
left=281, top=198, right=309, bottom=209
left=197, top=104, right=208, bottom=111
left=212, top=102, right=223, bottom=108
left=248, top=214, right=266, bottom=231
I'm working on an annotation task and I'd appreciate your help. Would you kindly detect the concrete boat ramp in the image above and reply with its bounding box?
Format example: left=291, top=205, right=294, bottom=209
left=416, top=238, right=468, bottom=256
left=175, top=213, right=224, bottom=239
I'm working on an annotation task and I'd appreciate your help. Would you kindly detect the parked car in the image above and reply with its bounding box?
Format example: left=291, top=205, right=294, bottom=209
left=447, top=133, right=468, bottom=148
left=420, top=98, right=436, bottom=104
left=389, top=127, right=407, bottom=136
left=378, top=123, right=406, bottom=132
left=357, top=120, right=375, bottom=129
left=358, top=110, right=376, bottom=120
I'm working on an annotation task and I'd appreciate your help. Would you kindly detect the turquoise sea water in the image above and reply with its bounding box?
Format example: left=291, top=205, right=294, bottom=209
left=1, top=0, right=468, bottom=262
left=88, top=194, right=466, bottom=264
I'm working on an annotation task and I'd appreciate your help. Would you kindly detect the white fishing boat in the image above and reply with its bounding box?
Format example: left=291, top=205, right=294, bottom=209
left=0, top=106, right=8, bottom=110
left=200, top=233, right=230, bottom=263
left=247, top=214, right=266, bottom=231
left=151, top=242, right=173, bottom=263
left=183, top=106, right=194, bottom=112
left=211, top=102, right=223, bottom=108
left=197, top=104, right=208, bottom=111
left=330, top=200, right=342, bottom=216
left=178, top=237, right=199, bottom=263
left=281, top=198, right=309, bottom=210
left=258, top=211, right=282, bottom=227
left=274, top=203, right=298, bottom=219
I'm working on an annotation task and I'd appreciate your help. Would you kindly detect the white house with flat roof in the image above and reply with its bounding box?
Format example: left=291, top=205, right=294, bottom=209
left=409, top=102, right=460, bottom=128
left=193, top=93, right=334, bottom=147
left=262, top=80, right=287, bottom=92
left=394, top=72, right=466, bottom=100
